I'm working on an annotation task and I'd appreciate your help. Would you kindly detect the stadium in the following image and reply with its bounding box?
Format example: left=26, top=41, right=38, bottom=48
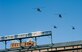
left=0, top=31, right=82, bottom=52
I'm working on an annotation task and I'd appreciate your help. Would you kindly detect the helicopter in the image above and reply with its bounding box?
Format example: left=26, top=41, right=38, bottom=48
left=72, top=26, right=75, bottom=30
left=36, top=8, right=42, bottom=12
left=54, top=25, right=57, bottom=29
left=54, top=13, right=62, bottom=18
left=58, top=14, right=62, bottom=18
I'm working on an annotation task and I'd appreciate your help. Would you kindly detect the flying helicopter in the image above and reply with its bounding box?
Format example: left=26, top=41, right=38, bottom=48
left=72, top=26, right=75, bottom=30
left=54, top=25, right=57, bottom=29
left=54, top=13, right=62, bottom=18
left=34, top=7, right=44, bottom=12
left=36, top=8, right=42, bottom=12
left=58, top=14, right=62, bottom=18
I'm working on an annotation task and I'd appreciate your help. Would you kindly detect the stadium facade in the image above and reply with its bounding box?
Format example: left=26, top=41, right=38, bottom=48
left=0, top=40, right=82, bottom=52
left=0, top=31, right=82, bottom=52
